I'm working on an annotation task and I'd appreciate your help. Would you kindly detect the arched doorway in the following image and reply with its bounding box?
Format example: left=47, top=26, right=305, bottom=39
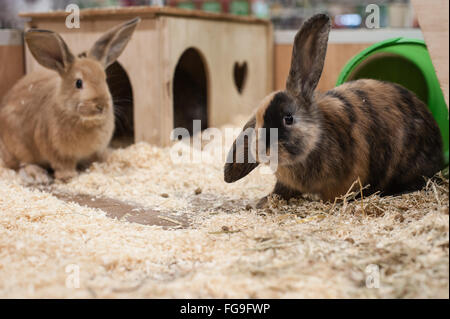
left=106, top=61, right=134, bottom=148
left=172, top=48, right=209, bottom=137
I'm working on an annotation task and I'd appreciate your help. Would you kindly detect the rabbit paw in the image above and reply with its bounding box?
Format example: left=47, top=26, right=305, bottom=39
left=95, top=148, right=112, bottom=162
left=19, top=164, right=52, bottom=185
left=54, top=170, right=77, bottom=183
left=256, top=196, right=269, bottom=209
left=78, top=149, right=112, bottom=171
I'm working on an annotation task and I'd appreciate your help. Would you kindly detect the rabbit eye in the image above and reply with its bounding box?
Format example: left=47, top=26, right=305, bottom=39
left=76, top=79, right=83, bottom=89
left=283, top=115, right=294, bottom=126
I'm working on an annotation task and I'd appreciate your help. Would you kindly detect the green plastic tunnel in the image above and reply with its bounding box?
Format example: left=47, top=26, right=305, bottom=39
left=336, top=38, right=449, bottom=166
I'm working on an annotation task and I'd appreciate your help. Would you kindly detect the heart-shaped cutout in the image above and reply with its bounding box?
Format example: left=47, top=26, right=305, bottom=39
left=233, top=61, right=248, bottom=94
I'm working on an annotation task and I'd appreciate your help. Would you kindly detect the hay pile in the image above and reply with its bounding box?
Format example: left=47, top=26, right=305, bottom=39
left=0, top=122, right=448, bottom=298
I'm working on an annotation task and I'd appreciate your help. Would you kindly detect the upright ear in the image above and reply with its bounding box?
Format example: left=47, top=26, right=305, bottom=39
left=286, top=14, right=331, bottom=101
left=89, top=17, right=141, bottom=68
left=224, top=116, right=259, bottom=183
left=25, top=30, right=74, bottom=75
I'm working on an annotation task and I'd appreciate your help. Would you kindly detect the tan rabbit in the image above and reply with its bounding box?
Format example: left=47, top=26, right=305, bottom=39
left=0, top=18, right=140, bottom=183
left=224, top=14, right=444, bottom=207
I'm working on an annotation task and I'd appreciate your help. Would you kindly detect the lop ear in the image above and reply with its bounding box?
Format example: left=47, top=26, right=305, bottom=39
left=224, top=116, right=259, bottom=183
left=89, top=17, right=141, bottom=68
left=286, top=14, right=331, bottom=101
left=25, top=30, right=74, bottom=74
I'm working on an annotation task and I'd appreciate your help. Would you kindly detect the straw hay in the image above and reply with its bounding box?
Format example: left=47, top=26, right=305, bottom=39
left=0, top=122, right=448, bottom=298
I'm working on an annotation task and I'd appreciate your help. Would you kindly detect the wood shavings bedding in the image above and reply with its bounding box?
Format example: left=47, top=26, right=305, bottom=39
left=0, top=124, right=448, bottom=298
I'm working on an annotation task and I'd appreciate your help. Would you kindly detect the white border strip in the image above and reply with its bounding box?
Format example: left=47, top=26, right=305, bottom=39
left=275, top=28, right=424, bottom=44
left=0, top=29, right=23, bottom=46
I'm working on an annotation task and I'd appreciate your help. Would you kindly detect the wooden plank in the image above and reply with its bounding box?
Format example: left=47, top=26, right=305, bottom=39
left=19, top=6, right=270, bottom=25
left=412, top=0, right=449, bottom=108
left=0, top=45, right=25, bottom=103
left=48, top=191, right=189, bottom=228
left=266, top=23, right=275, bottom=94
left=274, top=44, right=290, bottom=91
left=159, top=17, right=172, bottom=146
left=275, top=43, right=372, bottom=92
left=124, top=18, right=163, bottom=145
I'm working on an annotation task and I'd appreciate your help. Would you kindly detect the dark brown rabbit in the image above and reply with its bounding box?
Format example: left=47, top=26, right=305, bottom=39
left=224, top=14, right=443, bottom=206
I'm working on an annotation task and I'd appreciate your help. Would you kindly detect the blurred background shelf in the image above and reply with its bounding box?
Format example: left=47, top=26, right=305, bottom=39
left=276, top=28, right=423, bottom=44
left=1, top=0, right=420, bottom=30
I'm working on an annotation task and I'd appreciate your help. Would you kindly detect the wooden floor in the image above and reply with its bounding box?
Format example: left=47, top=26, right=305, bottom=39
left=38, top=186, right=189, bottom=228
